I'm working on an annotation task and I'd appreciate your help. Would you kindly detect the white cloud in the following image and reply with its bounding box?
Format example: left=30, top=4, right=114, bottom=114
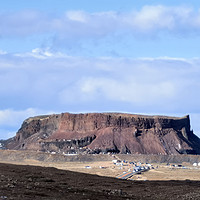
left=2, top=5, right=200, bottom=57
left=1, top=5, right=200, bottom=39
left=126, top=5, right=174, bottom=31
left=0, top=51, right=199, bottom=110
left=0, top=108, right=55, bottom=139
left=0, top=108, right=46, bottom=127
left=15, top=48, right=68, bottom=59
left=77, top=77, right=175, bottom=104
left=128, top=5, right=199, bottom=33
left=66, top=11, right=88, bottom=23
left=0, top=51, right=200, bottom=138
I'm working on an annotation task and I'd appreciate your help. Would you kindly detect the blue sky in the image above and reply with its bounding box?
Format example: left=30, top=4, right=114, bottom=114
left=1, top=0, right=200, bottom=139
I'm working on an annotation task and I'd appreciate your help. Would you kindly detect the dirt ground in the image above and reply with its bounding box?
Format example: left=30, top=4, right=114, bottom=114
left=1, top=163, right=200, bottom=200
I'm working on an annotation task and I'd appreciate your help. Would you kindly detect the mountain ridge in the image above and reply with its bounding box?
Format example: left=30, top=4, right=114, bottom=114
left=5, top=112, right=200, bottom=155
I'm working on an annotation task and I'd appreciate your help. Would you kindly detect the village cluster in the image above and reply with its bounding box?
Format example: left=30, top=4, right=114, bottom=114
left=83, top=158, right=200, bottom=181
left=112, top=159, right=153, bottom=179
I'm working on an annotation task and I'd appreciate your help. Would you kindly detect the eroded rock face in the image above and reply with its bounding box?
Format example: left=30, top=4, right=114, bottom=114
left=6, top=113, right=200, bottom=155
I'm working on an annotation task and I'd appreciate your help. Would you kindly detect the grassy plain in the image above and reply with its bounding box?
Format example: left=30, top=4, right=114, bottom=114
left=1, top=158, right=200, bottom=181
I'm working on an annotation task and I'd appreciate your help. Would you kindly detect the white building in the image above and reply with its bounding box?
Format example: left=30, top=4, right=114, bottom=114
left=193, top=163, right=197, bottom=167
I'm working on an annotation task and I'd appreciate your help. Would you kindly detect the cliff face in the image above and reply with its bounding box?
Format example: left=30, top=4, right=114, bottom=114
left=6, top=112, right=200, bottom=155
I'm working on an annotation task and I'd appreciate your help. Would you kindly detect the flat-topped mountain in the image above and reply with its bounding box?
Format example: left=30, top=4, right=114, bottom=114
left=6, top=112, right=200, bottom=155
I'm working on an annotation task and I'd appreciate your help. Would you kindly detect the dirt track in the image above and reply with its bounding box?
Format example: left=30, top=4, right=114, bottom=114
left=1, top=163, right=200, bottom=200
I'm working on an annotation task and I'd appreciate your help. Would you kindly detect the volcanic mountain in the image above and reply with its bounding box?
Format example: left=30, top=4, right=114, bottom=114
left=6, top=112, right=200, bottom=155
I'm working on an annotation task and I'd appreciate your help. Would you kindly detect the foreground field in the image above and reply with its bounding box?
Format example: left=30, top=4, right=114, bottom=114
left=1, top=150, right=200, bottom=199
left=1, top=163, right=200, bottom=200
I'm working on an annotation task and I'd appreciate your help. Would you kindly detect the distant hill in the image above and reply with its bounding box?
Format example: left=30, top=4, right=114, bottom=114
left=5, top=112, right=200, bottom=155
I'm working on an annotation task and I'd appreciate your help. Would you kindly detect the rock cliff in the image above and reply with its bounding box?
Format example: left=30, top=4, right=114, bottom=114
left=6, top=112, right=200, bottom=155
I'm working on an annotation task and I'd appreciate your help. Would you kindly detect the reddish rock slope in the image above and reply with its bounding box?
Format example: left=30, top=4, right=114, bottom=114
left=6, top=113, right=200, bottom=155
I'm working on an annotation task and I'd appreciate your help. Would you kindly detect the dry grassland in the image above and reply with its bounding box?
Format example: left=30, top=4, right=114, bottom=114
left=1, top=159, right=200, bottom=181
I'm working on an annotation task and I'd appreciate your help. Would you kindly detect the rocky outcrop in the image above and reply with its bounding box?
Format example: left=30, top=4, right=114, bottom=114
left=6, top=112, right=200, bottom=155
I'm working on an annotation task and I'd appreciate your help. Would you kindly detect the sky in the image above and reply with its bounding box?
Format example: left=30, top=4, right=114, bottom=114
left=0, top=0, right=200, bottom=139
